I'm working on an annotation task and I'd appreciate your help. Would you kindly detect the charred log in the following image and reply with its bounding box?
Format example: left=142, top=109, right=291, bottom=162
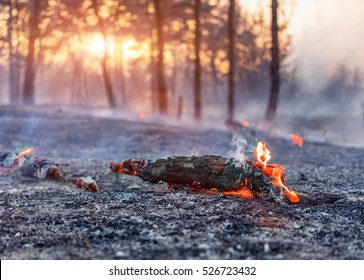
left=110, top=155, right=296, bottom=203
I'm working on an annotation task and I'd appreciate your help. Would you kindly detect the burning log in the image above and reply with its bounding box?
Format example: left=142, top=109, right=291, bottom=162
left=0, top=148, right=99, bottom=192
left=110, top=142, right=300, bottom=204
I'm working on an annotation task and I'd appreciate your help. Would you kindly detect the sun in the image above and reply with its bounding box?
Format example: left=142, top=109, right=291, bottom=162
left=89, top=34, right=106, bottom=55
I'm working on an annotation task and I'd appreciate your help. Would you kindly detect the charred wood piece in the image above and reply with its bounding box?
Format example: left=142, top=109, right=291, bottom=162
left=71, top=176, right=99, bottom=193
left=1, top=151, right=98, bottom=192
left=110, top=155, right=293, bottom=203
left=20, top=158, right=63, bottom=179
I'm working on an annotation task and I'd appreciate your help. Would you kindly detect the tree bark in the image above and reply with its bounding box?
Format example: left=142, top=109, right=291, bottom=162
left=153, top=0, right=168, bottom=115
left=227, top=0, right=236, bottom=122
left=265, top=0, right=280, bottom=126
left=23, top=0, right=41, bottom=105
left=194, top=0, right=202, bottom=120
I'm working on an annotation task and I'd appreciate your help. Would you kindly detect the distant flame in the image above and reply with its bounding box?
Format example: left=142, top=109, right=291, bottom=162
left=290, top=133, right=303, bottom=147
left=254, top=142, right=299, bottom=203
left=137, top=112, right=145, bottom=120
left=240, top=121, right=250, bottom=127
left=17, top=147, right=35, bottom=161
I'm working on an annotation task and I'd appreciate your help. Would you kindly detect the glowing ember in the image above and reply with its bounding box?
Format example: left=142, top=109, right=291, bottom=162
left=223, top=177, right=253, bottom=198
left=290, top=133, right=303, bottom=147
left=240, top=121, right=250, bottom=127
left=254, top=142, right=299, bottom=203
left=224, top=188, right=254, bottom=198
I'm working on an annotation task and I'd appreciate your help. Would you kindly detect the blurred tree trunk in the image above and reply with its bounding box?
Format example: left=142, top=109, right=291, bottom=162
left=153, top=0, right=168, bottom=115
left=91, top=0, right=116, bottom=108
left=71, top=53, right=83, bottom=105
left=227, top=0, right=235, bottom=122
left=8, top=0, right=21, bottom=105
left=265, top=0, right=280, bottom=126
left=23, top=0, right=41, bottom=105
left=193, top=0, right=202, bottom=120
left=210, top=47, right=219, bottom=104
left=149, top=29, right=157, bottom=113
left=114, top=38, right=126, bottom=107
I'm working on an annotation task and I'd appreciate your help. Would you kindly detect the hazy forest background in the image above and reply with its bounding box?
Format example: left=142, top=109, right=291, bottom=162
left=0, top=0, right=363, bottom=146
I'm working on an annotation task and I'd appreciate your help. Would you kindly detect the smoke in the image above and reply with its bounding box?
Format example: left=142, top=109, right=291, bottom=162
left=228, top=135, right=249, bottom=164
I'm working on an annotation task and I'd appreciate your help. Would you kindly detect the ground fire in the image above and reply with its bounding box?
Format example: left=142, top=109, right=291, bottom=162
left=110, top=141, right=299, bottom=204
left=0, top=147, right=99, bottom=192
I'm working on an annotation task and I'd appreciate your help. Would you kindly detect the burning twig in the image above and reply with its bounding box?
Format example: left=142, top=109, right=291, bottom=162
left=110, top=142, right=299, bottom=204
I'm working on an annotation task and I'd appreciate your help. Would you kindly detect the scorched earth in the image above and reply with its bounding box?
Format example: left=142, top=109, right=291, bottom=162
left=0, top=106, right=363, bottom=259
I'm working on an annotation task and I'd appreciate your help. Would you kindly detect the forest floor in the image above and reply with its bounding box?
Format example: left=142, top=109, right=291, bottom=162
left=0, top=105, right=363, bottom=259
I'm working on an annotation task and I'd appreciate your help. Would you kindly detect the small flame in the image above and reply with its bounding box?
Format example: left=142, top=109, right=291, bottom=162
left=254, top=142, right=271, bottom=169
left=240, top=121, right=250, bottom=127
left=17, top=147, right=35, bottom=161
left=290, top=133, right=303, bottom=147
left=254, top=142, right=299, bottom=203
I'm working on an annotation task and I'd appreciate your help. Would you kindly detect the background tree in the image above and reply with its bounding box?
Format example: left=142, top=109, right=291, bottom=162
left=22, top=0, right=44, bottom=104
left=91, top=0, right=116, bottom=108
left=193, top=0, right=202, bottom=120
left=227, top=0, right=235, bottom=122
left=153, top=0, right=168, bottom=115
left=264, top=0, right=280, bottom=128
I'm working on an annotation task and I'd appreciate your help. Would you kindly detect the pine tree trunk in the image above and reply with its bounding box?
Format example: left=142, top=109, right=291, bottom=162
left=153, top=0, right=168, bottom=115
left=101, top=53, right=116, bottom=107
left=265, top=0, right=280, bottom=126
left=150, top=30, right=157, bottom=113
left=8, top=1, right=21, bottom=105
left=23, top=0, right=41, bottom=105
left=194, top=0, right=202, bottom=120
left=91, top=0, right=116, bottom=108
left=227, top=0, right=236, bottom=122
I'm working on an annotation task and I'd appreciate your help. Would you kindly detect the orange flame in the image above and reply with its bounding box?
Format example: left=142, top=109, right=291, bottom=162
left=18, top=147, right=35, bottom=160
left=240, top=121, right=250, bottom=127
left=290, top=133, right=303, bottom=147
left=254, top=142, right=299, bottom=203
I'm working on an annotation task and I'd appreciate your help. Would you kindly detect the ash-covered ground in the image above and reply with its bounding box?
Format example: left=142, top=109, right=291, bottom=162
left=0, top=106, right=363, bottom=259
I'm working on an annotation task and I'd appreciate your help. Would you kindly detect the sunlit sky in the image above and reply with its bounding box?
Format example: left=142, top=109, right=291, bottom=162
left=241, top=0, right=364, bottom=91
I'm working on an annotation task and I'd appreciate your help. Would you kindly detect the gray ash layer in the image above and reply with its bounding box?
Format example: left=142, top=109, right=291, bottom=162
left=0, top=106, right=363, bottom=259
